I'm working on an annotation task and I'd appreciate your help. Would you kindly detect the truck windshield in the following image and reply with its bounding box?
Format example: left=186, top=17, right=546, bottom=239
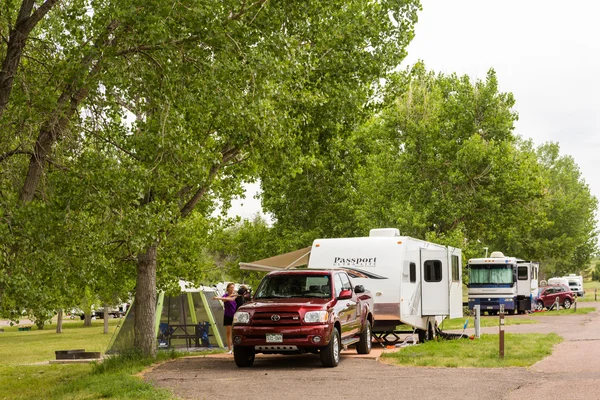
left=469, top=264, right=514, bottom=285
left=254, top=274, right=331, bottom=299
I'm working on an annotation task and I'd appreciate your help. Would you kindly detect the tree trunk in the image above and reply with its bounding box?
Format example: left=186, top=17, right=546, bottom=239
left=56, top=309, right=63, bottom=333
left=83, top=311, right=92, bottom=327
left=103, top=303, right=109, bottom=334
left=134, top=245, right=157, bottom=357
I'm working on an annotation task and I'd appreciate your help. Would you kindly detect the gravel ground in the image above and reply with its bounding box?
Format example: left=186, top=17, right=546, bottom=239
left=144, top=303, right=600, bottom=400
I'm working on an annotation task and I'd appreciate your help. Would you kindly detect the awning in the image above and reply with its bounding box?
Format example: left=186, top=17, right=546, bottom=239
left=239, top=246, right=312, bottom=272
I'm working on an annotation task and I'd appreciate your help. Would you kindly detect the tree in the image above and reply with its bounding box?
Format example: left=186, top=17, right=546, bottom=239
left=1, top=0, right=421, bottom=356
left=259, top=64, right=598, bottom=276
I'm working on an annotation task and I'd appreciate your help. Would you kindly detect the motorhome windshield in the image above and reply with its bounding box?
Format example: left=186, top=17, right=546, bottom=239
left=469, top=264, right=514, bottom=285
left=254, top=274, right=331, bottom=299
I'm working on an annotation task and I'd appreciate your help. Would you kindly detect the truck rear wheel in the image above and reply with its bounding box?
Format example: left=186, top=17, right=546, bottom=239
left=233, top=346, right=255, bottom=368
left=356, top=321, right=372, bottom=354
left=320, top=328, right=340, bottom=367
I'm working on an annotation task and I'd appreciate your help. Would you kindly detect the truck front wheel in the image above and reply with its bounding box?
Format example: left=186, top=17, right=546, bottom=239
left=356, top=321, right=372, bottom=354
left=320, top=328, right=340, bottom=367
left=233, top=346, right=255, bottom=368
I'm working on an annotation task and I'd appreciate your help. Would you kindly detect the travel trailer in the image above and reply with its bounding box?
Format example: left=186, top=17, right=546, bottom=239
left=562, top=274, right=584, bottom=297
left=240, top=228, right=463, bottom=342
left=468, top=252, right=539, bottom=314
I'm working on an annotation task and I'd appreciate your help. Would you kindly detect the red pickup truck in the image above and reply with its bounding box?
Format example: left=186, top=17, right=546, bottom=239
left=232, top=269, right=374, bottom=368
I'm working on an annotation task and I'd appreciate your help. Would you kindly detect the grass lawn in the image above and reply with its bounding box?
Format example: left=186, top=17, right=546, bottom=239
left=439, top=315, right=537, bottom=331
left=0, top=319, right=178, bottom=400
left=577, top=281, right=600, bottom=302
left=382, top=333, right=562, bottom=367
left=530, top=307, right=596, bottom=316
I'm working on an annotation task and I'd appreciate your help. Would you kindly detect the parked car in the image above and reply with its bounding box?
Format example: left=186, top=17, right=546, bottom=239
left=535, top=284, right=575, bottom=311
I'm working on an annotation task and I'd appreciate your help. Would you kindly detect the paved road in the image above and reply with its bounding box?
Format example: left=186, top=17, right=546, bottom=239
left=144, top=303, right=600, bottom=400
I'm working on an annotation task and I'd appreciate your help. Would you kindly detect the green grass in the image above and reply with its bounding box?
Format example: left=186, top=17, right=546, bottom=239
left=0, top=320, right=182, bottom=400
left=382, top=333, right=562, bottom=367
left=577, top=281, right=600, bottom=302
left=439, top=315, right=537, bottom=331
left=0, top=319, right=120, bottom=366
left=531, top=307, right=595, bottom=316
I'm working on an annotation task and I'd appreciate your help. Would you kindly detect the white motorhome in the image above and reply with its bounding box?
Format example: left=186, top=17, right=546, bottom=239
left=468, top=252, right=539, bottom=315
left=562, top=274, right=584, bottom=297
left=240, top=228, right=463, bottom=342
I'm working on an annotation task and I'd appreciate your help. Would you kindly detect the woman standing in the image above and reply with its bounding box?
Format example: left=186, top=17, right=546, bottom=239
left=213, top=283, right=237, bottom=354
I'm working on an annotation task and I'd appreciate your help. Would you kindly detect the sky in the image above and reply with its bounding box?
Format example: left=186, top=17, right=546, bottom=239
left=228, top=0, right=600, bottom=220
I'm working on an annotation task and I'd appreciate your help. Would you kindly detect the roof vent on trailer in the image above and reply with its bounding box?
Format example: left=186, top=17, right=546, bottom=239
left=490, top=251, right=505, bottom=258
left=369, top=228, right=400, bottom=237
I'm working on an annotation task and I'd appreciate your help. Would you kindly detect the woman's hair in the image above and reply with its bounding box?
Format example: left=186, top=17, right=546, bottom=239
left=226, top=282, right=235, bottom=290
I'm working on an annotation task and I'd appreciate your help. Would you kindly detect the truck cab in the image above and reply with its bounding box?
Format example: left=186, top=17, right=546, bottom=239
left=231, top=269, right=374, bottom=368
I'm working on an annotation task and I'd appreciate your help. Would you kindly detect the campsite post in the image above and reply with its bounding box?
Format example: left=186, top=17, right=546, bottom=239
left=499, top=304, right=505, bottom=359
left=474, top=305, right=480, bottom=339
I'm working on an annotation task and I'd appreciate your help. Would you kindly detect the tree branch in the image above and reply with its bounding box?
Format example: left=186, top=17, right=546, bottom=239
left=0, top=148, right=33, bottom=163
left=228, top=0, right=269, bottom=21
left=0, top=0, right=60, bottom=119
left=180, top=164, right=220, bottom=219
left=84, top=127, right=140, bottom=160
left=179, top=146, right=242, bottom=218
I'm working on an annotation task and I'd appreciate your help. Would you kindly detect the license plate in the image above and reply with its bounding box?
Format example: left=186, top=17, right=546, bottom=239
left=266, top=333, right=282, bottom=343
left=487, top=306, right=493, bottom=309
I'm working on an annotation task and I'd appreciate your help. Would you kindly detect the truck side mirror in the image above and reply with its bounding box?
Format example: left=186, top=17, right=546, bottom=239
left=338, top=289, right=352, bottom=300
left=354, top=285, right=365, bottom=294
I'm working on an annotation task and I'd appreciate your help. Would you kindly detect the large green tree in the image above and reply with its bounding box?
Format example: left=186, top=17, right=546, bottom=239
left=0, top=0, right=421, bottom=355
left=261, top=64, right=597, bottom=274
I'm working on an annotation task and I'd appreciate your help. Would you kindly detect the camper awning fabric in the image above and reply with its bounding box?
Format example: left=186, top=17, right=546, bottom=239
left=239, top=246, right=312, bottom=271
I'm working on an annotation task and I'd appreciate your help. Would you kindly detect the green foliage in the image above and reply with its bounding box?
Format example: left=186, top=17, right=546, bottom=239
left=260, top=64, right=598, bottom=279
left=382, top=333, right=562, bottom=367
left=1, top=0, right=422, bottom=327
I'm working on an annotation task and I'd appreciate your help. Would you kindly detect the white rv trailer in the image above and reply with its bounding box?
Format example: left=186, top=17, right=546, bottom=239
left=562, top=274, right=584, bottom=297
left=306, top=228, right=463, bottom=341
left=468, top=252, right=539, bottom=314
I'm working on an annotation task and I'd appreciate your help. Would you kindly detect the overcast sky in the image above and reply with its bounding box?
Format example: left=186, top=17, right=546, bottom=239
left=228, top=1, right=600, bottom=220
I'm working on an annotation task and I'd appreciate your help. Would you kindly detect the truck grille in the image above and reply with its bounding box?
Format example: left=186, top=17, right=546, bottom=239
left=252, top=311, right=301, bottom=326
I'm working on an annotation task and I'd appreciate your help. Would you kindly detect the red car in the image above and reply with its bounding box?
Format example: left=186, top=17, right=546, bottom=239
left=535, top=284, right=575, bottom=311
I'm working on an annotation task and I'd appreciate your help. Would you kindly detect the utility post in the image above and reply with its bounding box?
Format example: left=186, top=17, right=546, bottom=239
left=499, top=304, right=505, bottom=359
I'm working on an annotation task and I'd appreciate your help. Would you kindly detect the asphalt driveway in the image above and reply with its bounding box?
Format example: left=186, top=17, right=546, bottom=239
left=144, top=302, right=600, bottom=400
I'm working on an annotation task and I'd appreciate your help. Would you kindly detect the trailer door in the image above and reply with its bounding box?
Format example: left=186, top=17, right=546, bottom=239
left=420, top=249, right=450, bottom=316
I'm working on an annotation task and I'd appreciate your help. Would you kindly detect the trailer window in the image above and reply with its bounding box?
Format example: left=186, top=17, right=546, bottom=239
left=424, top=260, right=442, bottom=282
left=451, top=255, right=460, bottom=282
left=518, top=266, right=528, bottom=280
left=410, top=263, right=416, bottom=283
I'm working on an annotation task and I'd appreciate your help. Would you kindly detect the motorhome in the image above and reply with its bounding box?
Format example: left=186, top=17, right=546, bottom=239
left=562, top=274, right=584, bottom=297
left=468, top=252, right=539, bottom=314
left=240, top=228, right=463, bottom=342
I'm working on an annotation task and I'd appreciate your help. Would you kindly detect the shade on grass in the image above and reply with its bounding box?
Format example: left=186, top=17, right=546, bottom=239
left=382, top=333, right=562, bottom=368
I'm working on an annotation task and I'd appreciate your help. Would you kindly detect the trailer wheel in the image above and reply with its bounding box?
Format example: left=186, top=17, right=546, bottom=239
left=320, top=328, right=340, bottom=367
left=427, top=322, right=436, bottom=341
left=356, top=321, right=372, bottom=354
left=233, top=346, right=255, bottom=368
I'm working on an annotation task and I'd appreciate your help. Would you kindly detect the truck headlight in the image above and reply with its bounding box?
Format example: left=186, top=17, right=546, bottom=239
left=504, top=298, right=514, bottom=302
left=233, top=311, right=250, bottom=324
left=304, top=311, right=328, bottom=323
